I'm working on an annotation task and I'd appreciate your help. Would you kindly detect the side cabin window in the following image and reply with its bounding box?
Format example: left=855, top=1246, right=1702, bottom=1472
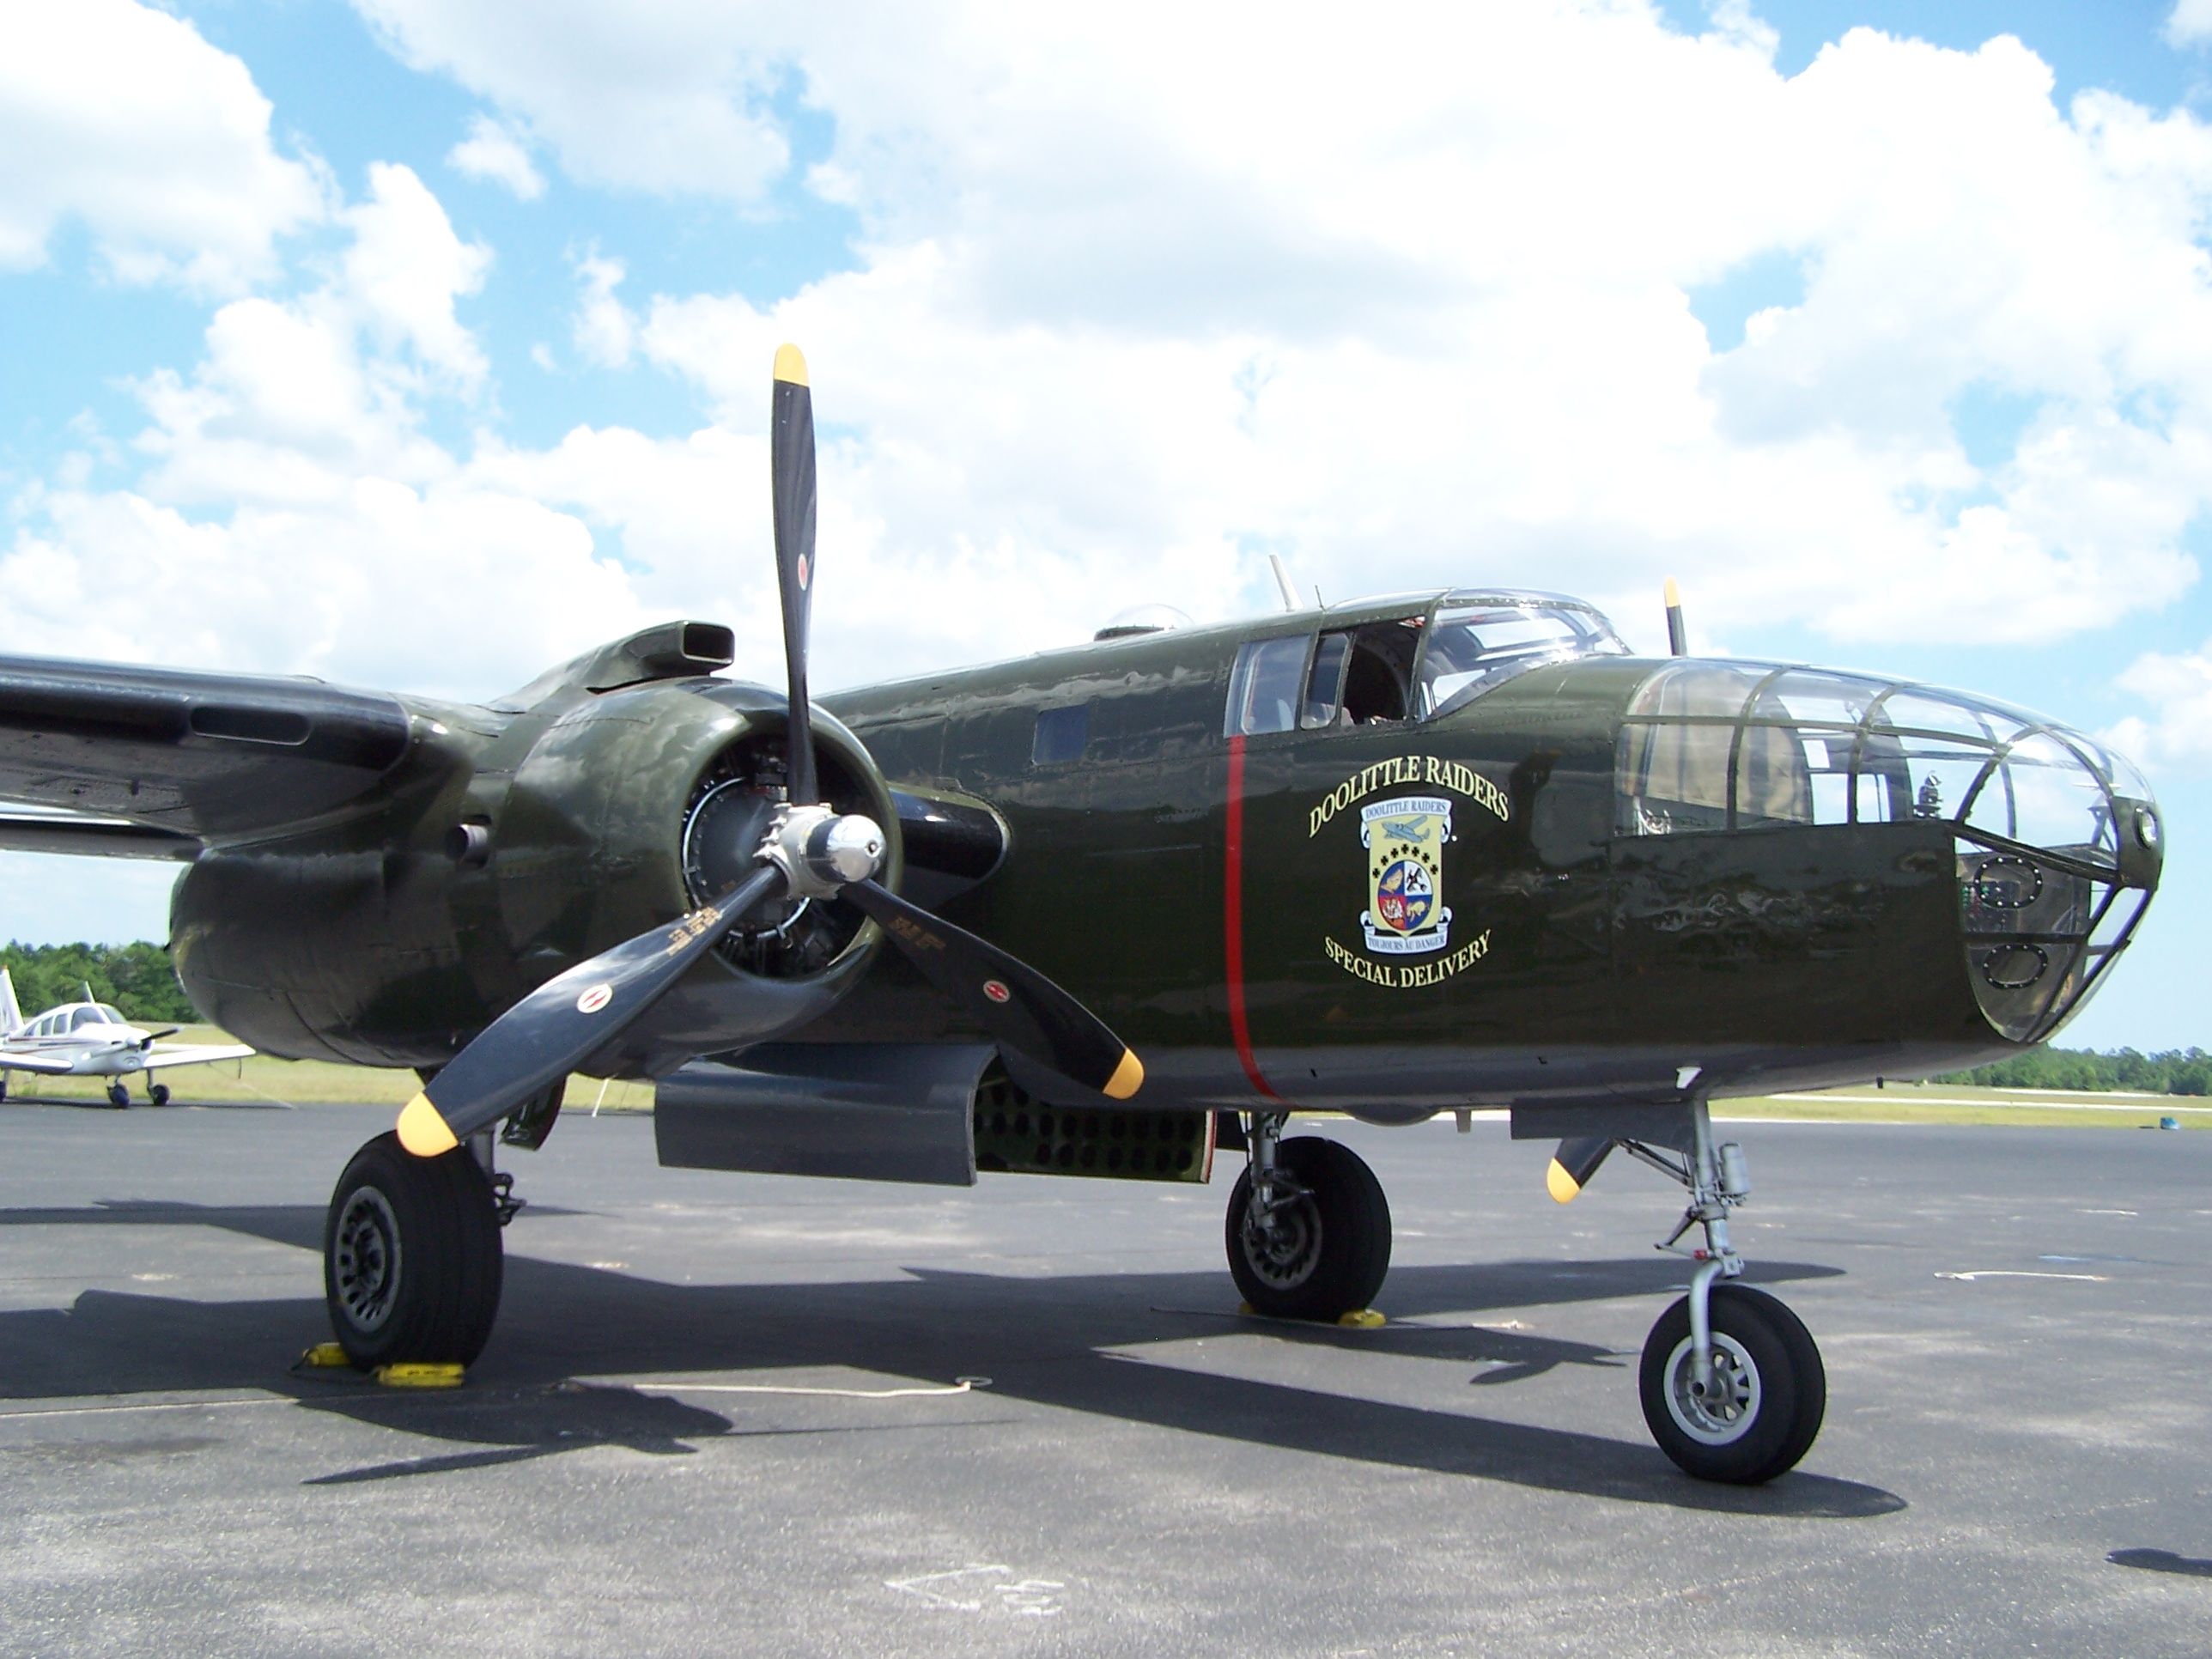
left=1031, top=702, right=1091, bottom=765
left=1225, top=636, right=1310, bottom=736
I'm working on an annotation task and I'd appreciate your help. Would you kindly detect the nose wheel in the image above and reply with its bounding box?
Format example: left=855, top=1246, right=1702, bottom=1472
left=1601, top=1099, right=1826, bottom=1483
left=1224, top=1126, right=1391, bottom=1321
left=1640, top=1283, right=1826, bottom=1484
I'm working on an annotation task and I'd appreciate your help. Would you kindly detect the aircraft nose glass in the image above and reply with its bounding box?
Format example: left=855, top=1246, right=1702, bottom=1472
left=1618, top=663, right=2161, bottom=1044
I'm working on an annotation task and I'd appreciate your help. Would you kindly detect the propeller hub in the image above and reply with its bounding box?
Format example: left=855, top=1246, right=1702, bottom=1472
left=762, top=803, right=884, bottom=897
left=807, top=812, right=886, bottom=887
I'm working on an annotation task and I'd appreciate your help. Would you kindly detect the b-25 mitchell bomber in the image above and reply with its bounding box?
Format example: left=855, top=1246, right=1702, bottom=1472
left=0, top=348, right=2161, bottom=1484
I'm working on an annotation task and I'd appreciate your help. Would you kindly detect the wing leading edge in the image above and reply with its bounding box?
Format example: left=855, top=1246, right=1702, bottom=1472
left=0, top=656, right=413, bottom=844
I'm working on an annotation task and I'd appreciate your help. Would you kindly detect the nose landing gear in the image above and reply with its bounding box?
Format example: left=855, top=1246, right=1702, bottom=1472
left=1621, top=1102, right=1826, bottom=1484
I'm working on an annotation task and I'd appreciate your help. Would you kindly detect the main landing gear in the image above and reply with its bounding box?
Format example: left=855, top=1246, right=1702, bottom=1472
left=1225, top=1113, right=1391, bottom=1321
left=1621, top=1103, right=1826, bottom=1485
left=323, top=1130, right=507, bottom=1368
left=1223, top=1103, right=1825, bottom=1485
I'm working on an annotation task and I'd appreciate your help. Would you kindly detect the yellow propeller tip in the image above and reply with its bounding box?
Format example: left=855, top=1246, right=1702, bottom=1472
left=1103, top=1048, right=1145, bottom=1100
left=1546, top=1158, right=1583, bottom=1205
left=397, top=1093, right=459, bottom=1158
left=1663, top=576, right=1681, bottom=608
left=773, top=343, right=809, bottom=386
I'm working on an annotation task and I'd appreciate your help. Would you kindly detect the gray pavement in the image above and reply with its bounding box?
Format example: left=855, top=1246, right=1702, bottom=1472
left=1, top=1100, right=2208, bottom=1656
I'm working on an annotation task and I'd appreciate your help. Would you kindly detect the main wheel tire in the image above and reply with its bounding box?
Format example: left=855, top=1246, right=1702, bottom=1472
left=1225, top=1137, right=1391, bottom=1321
left=148, top=1084, right=171, bottom=1107
left=106, top=1083, right=131, bottom=1109
left=324, top=1131, right=503, bottom=1370
left=1639, top=1284, right=1826, bottom=1484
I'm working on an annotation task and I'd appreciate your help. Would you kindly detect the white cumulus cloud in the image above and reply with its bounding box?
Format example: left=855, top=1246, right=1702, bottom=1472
left=0, top=0, right=325, bottom=289
left=320, top=7, right=2212, bottom=661
left=2168, top=0, right=2212, bottom=46
left=352, top=0, right=793, bottom=201
left=447, top=113, right=546, bottom=199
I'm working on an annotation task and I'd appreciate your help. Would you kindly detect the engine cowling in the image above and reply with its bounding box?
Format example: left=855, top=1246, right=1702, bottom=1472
left=173, top=674, right=900, bottom=1073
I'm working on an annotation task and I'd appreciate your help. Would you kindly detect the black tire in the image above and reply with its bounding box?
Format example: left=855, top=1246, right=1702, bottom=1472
left=148, top=1084, right=171, bottom=1107
left=323, top=1131, right=503, bottom=1370
left=1639, top=1284, right=1826, bottom=1484
left=1225, top=1137, right=1391, bottom=1320
left=106, top=1083, right=130, bottom=1109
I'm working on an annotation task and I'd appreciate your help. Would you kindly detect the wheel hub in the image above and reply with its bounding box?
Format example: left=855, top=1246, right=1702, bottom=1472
left=332, top=1186, right=402, bottom=1333
left=1663, top=1330, right=1761, bottom=1444
left=1240, top=1196, right=1322, bottom=1291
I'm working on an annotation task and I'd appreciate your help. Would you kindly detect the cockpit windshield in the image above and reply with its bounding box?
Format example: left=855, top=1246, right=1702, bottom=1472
left=1416, top=594, right=1629, bottom=720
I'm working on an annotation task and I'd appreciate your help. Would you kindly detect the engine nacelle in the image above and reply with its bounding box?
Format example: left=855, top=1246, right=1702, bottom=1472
left=173, top=669, right=900, bottom=1073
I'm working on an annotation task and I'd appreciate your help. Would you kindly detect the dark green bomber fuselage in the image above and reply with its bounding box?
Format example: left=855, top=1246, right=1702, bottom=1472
left=813, top=599, right=2038, bottom=1115
left=164, top=592, right=2153, bottom=1117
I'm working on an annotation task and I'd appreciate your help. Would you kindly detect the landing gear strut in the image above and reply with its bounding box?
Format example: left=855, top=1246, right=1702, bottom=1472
left=1224, top=1114, right=1391, bottom=1321
left=1624, top=1102, right=1825, bottom=1484
left=323, top=1131, right=504, bottom=1369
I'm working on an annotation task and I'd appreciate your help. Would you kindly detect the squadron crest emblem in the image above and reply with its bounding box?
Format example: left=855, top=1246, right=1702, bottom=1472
left=1359, top=797, right=1454, bottom=956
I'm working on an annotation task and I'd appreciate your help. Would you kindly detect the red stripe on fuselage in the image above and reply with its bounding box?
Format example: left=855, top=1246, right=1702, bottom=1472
left=1224, top=734, right=1282, bottom=1102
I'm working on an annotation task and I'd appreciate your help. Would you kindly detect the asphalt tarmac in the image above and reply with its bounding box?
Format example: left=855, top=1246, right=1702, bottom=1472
left=2, top=1101, right=2208, bottom=1657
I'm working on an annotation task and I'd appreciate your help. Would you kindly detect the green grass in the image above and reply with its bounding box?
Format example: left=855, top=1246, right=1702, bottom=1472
left=8, top=1032, right=2203, bottom=1129
left=1713, top=1081, right=2211, bottom=1130
left=2, top=1026, right=656, bottom=1112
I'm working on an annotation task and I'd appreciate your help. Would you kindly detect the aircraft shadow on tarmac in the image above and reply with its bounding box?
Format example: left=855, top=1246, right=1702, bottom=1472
left=2108, top=1548, right=2212, bottom=1578
left=0, top=1199, right=1897, bottom=1519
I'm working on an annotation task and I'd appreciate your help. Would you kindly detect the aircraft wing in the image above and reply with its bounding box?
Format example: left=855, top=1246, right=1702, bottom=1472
left=139, top=1042, right=256, bottom=1070
left=0, top=656, right=413, bottom=845
left=0, top=1048, right=82, bottom=1073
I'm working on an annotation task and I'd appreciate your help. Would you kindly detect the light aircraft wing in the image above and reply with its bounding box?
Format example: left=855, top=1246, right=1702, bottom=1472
left=0, top=1048, right=82, bottom=1073
left=138, top=1043, right=256, bottom=1070
left=0, top=657, right=412, bottom=847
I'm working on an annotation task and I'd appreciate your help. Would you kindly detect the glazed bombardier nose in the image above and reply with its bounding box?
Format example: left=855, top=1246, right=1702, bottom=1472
left=1616, top=660, right=2160, bottom=1045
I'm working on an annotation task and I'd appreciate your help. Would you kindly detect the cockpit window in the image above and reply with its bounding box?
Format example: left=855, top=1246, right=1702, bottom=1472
left=1416, top=599, right=1630, bottom=719
left=70, top=1006, right=104, bottom=1030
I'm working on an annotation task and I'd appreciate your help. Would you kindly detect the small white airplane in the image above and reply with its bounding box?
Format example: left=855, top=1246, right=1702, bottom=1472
left=0, top=969, right=253, bottom=1107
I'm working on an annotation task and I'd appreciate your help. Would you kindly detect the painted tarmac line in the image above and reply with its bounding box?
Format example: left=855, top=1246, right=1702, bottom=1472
left=596, top=1376, right=988, bottom=1400
left=0, top=1395, right=287, bottom=1422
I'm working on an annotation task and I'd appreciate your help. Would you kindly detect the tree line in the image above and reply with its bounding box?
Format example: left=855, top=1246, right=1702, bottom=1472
left=1934, top=1047, right=2212, bottom=1096
left=2, top=941, right=198, bottom=1025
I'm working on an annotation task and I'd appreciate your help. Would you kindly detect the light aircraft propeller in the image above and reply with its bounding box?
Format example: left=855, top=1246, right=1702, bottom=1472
left=398, top=346, right=1142, bottom=1158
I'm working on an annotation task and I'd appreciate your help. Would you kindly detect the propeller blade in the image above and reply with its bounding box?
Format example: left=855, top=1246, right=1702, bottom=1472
left=771, top=343, right=820, bottom=806
left=842, top=877, right=1143, bottom=1100
left=398, top=866, right=787, bottom=1157
left=1663, top=577, right=1686, bottom=657
left=1547, top=1136, right=1614, bottom=1203
left=140, top=1028, right=179, bottom=1046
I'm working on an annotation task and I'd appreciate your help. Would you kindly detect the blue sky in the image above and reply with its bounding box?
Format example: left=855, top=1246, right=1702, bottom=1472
left=5, top=0, right=2212, bottom=1053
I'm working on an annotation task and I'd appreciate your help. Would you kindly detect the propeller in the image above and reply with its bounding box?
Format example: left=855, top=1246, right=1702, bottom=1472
left=1663, top=577, right=1686, bottom=658
left=771, top=343, right=819, bottom=808
left=397, top=345, right=1143, bottom=1158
